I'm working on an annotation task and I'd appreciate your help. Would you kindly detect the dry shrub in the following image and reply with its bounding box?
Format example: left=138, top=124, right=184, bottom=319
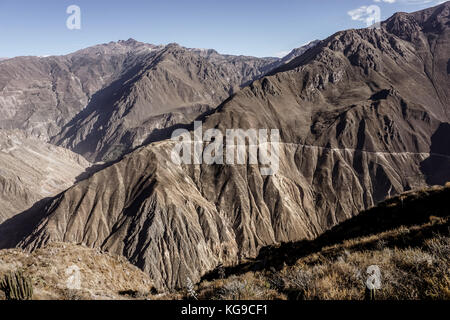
left=201, top=230, right=450, bottom=300
left=199, top=273, right=284, bottom=300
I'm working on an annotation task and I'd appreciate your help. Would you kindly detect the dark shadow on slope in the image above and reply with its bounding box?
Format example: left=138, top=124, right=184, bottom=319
left=71, top=121, right=191, bottom=183
left=72, top=101, right=228, bottom=184
left=140, top=123, right=192, bottom=147
left=122, top=95, right=233, bottom=156
left=74, top=162, right=120, bottom=183
left=0, top=197, right=53, bottom=249
left=420, top=122, right=450, bottom=185
left=50, top=55, right=163, bottom=162
left=139, top=99, right=231, bottom=147
left=370, top=89, right=391, bottom=100
left=351, top=119, right=366, bottom=177
left=202, top=185, right=450, bottom=282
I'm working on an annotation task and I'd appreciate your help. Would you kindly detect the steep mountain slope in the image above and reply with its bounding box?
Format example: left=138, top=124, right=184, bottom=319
left=51, top=43, right=278, bottom=162
left=195, top=184, right=450, bottom=300
left=0, top=130, right=90, bottom=224
left=1, top=40, right=314, bottom=163
left=51, top=43, right=319, bottom=163
left=0, top=40, right=157, bottom=141
left=1, top=2, right=448, bottom=292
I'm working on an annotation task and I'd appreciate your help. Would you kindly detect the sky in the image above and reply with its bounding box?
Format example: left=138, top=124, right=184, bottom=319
left=0, top=0, right=446, bottom=58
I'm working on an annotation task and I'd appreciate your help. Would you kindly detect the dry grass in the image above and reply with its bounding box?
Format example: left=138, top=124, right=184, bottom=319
left=0, top=242, right=154, bottom=300
left=190, top=217, right=449, bottom=300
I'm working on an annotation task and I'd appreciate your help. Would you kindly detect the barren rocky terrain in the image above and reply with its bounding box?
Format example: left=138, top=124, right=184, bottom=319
left=0, top=242, right=153, bottom=300
left=0, top=1, right=448, bottom=296
left=0, top=37, right=318, bottom=237
left=0, top=39, right=312, bottom=162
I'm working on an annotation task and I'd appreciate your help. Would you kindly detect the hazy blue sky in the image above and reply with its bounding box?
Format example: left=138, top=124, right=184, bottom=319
left=0, top=0, right=445, bottom=58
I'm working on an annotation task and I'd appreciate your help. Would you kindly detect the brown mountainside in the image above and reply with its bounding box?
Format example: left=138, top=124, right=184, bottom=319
left=0, top=2, right=449, bottom=291
left=0, top=39, right=309, bottom=162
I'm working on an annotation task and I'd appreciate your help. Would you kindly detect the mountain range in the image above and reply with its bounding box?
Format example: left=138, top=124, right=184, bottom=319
left=0, top=39, right=315, bottom=163
left=0, top=2, right=448, bottom=292
left=0, top=37, right=318, bottom=222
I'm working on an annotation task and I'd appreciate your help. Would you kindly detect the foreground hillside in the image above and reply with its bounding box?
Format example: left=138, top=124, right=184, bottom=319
left=0, top=242, right=153, bottom=300
left=188, top=183, right=450, bottom=300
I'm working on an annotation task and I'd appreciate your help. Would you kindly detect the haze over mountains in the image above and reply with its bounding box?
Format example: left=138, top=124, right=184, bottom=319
left=0, top=2, right=449, bottom=292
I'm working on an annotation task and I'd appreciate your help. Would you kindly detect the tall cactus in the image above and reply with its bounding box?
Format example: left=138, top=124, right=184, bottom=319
left=0, top=271, right=33, bottom=300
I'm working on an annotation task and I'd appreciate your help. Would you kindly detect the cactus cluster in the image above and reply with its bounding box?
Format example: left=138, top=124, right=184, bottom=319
left=0, top=271, right=33, bottom=300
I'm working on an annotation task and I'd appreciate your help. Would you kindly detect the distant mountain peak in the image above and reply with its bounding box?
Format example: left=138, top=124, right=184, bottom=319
left=118, top=38, right=141, bottom=45
left=278, top=39, right=321, bottom=64
left=165, top=42, right=181, bottom=48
